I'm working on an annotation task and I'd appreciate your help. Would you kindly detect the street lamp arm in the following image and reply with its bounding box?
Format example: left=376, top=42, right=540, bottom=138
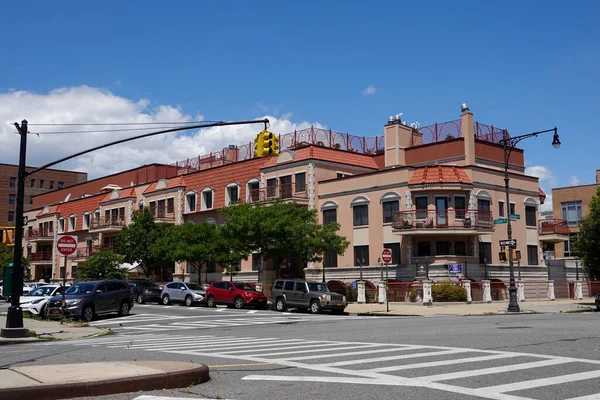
left=24, top=119, right=269, bottom=177
left=500, top=127, right=558, bottom=149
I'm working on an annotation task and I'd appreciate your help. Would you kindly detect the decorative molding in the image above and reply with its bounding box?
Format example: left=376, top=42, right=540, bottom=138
left=410, top=155, right=466, bottom=167
left=319, top=181, right=409, bottom=200
left=308, top=162, right=315, bottom=209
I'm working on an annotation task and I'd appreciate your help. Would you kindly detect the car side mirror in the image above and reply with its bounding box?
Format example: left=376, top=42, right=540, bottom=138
left=96, top=290, right=103, bottom=294
left=229, top=287, right=235, bottom=291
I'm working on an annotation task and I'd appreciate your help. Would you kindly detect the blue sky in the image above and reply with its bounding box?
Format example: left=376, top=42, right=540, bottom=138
left=1, top=1, right=599, bottom=199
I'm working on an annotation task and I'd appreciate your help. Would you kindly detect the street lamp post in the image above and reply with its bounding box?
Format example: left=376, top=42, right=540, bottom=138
left=378, top=257, right=383, bottom=280
left=356, top=257, right=365, bottom=281
left=500, top=127, right=560, bottom=313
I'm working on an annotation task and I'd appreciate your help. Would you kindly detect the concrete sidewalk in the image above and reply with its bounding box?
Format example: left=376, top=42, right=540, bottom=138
left=0, top=361, right=210, bottom=400
left=0, top=315, right=104, bottom=345
left=345, top=297, right=598, bottom=316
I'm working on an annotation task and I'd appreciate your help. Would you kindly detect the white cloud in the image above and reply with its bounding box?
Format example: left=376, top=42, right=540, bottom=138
left=569, top=176, right=580, bottom=186
left=362, top=85, right=377, bottom=96
left=0, top=86, right=325, bottom=179
left=524, top=165, right=556, bottom=187
left=539, top=194, right=552, bottom=213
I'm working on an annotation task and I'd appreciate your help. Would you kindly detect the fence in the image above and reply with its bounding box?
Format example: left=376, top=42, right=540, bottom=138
left=411, top=120, right=508, bottom=147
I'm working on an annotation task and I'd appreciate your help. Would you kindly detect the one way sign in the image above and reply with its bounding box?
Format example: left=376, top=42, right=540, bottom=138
left=500, top=239, right=517, bottom=247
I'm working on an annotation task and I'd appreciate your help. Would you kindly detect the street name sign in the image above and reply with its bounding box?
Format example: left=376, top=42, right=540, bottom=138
left=381, top=248, right=393, bottom=264
left=494, top=218, right=508, bottom=224
left=56, top=235, right=78, bottom=257
left=509, top=214, right=520, bottom=220
left=499, top=239, right=517, bottom=247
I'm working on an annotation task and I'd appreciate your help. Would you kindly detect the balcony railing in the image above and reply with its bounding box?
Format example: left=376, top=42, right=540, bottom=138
left=28, top=252, right=53, bottom=262
left=148, top=205, right=176, bottom=221
left=393, top=210, right=493, bottom=230
left=91, top=217, right=125, bottom=230
left=539, top=219, right=570, bottom=236
left=247, top=183, right=308, bottom=203
left=25, top=229, right=54, bottom=240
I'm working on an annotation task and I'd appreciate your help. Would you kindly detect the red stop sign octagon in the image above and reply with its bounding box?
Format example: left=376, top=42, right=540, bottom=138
left=56, top=235, right=78, bottom=256
left=381, top=248, right=393, bottom=264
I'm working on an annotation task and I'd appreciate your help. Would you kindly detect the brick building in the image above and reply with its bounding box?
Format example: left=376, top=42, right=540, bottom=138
left=22, top=106, right=559, bottom=286
left=550, top=170, right=600, bottom=258
left=0, top=163, right=87, bottom=226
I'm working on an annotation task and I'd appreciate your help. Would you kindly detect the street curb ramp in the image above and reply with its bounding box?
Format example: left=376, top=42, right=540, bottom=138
left=0, top=363, right=210, bottom=400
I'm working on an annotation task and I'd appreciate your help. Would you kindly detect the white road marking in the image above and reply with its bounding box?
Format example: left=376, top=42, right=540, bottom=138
left=134, top=396, right=236, bottom=400
left=563, top=394, right=600, bottom=400
left=367, top=353, right=519, bottom=373
left=247, top=310, right=258, bottom=314
left=324, top=349, right=472, bottom=367
left=480, top=370, right=600, bottom=394
left=282, top=345, right=422, bottom=361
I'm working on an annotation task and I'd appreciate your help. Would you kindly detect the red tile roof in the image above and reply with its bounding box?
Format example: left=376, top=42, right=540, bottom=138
left=100, top=187, right=137, bottom=204
left=36, top=205, right=61, bottom=217
left=261, top=146, right=380, bottom=170
left=539, top=188, right=546, bottom=198
left=143, top=176, right=186, bottom=194
left=409, top=166, right=472, bottom=185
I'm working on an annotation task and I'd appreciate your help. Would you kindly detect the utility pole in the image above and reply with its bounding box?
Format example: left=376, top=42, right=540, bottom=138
left=2, top=120, right=29, bottom=338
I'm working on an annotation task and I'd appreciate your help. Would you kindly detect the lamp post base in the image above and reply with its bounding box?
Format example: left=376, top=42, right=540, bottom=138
left=507, top=304, right=521, bottom=313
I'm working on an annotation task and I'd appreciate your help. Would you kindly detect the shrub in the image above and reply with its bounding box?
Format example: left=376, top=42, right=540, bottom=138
left=432, top=284, right=467, bottom=302
left=408, top=289, right=418, bottom=302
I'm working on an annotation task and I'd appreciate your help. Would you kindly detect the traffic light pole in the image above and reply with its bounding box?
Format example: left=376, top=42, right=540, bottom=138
left=2, top=118, right=268, bottom=337
left=2, top=120, right=29, bottom=338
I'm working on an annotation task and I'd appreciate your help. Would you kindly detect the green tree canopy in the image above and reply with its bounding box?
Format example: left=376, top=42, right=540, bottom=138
left=117, top=208, right=169, bottom=278
left=78, top=248, right=127, bottom=280
left=573, top=187, right=600, bottom=280
left=0, top=247, right=30, bottom=281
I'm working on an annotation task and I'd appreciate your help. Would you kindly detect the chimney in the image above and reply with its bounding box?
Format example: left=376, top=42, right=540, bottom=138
left=596, top=169, right=600, bottom=184
left=460, top=104, right=475, bottom=165
left=384, top=114, right=413, bottom=167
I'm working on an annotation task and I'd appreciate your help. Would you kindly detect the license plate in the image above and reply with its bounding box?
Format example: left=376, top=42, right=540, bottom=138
left=336, top=303, right=342, bottom=306
left=51, top=309, right=61, bottom=314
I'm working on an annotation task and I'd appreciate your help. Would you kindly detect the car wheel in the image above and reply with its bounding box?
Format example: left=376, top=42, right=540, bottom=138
left=162, top=295, right=170, bottom=305
left=118, top=301, right=130, bottom=316
left=82, top=306, right=94, bottom=322
left=234, top=296, right=244, bottom=309
left=40, top=306, right=48, bottom=319
left=275, top=297, right=286, bottom=312
left=185, top=295, right=193, bottom=307
left=309, top=300, right=322, bottom=314
left=206, top=296, right=216, bottom=308
left=136, top=294, right=144, bottom=304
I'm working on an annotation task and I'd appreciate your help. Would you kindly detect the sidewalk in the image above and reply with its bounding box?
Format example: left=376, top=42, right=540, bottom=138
left=345, top=297, right=598, bottom=316
left=0, top=361, right=210, bottom=400
left=0, top=315, right=103, bottom=345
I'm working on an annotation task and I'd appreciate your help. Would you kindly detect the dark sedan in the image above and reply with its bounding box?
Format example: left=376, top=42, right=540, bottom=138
left=128, top=279, right=162, bottom=304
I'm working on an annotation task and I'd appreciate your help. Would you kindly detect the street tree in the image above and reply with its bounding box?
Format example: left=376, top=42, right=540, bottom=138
left=79, top=248, right=127, bottom=280
left=574, top=187, right=600, bottom=280
left=117, top=208, right=169, bottom=278
left=0, top=247, right=30, bottom=281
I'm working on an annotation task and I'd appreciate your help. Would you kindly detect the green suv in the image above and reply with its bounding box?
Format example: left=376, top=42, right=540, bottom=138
left=270, top=279, right=347, bottom=314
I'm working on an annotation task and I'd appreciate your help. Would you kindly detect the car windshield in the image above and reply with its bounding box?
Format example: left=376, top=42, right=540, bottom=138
left=308, top=282, right=329, bottom=292
left=26, top=286, right=56, bottom=296
left=65, top=283, right=96, bottom=295
left=187, top=283, right=204, bottom=291
left=233, top=282, right=254, bottom=291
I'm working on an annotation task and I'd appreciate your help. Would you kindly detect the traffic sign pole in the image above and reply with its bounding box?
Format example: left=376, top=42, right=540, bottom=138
left=381, top=248, right=393, bottom=313
left=61, top=256, right=67, bottom=325
left=55, top=235, right=77, bottom=325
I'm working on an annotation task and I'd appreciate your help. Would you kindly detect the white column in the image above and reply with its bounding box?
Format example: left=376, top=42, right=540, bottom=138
left=422, top=280, right=433, bottom=305
left=517, top=280, right=525, bottom=302
left=482, top=280, right=492, bottom=303
left=357, top=281, right=366, bottom=304
left=463, top=280, right=472, bottom=304
left=574, top=280, right=583, bottom=300
left=177, top=189, right=184, bottom=225
left=378, top=282, right=387, bottom=304
left=547, top=280, right=555, bottom=300
left=405, top=191, right=413, bottom=210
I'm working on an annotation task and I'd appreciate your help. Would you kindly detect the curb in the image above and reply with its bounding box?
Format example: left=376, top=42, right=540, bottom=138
left=0, top=364, right=210, bottom=400
left=349, top=312, right=422, bottom=317
left=0, top=338, right=42, bottom=346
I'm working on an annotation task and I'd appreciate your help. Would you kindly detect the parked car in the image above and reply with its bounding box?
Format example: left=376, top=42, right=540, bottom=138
left=595, top=292, right=600, bottom=310
left=20, top=285, right=64, bottom=317
left=3, top=282, right=34, bottom=302
left=45, top=280, right=133, bottom=322
left=205, top=281, right=268, bottom=309
left=161, top=282, right=206, bottom=306
left=270, top=279, right=347, bottom=314
left=128, top=279, right=162, bottom=304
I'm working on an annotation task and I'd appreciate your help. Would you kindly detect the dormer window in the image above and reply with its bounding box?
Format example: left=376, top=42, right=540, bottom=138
left=58, top=218, right=65, bottom=233
left=69, top=215, right=76, bottom=231
left=202, top=188, right=214, bottom=211
left=83, top=213, right=91, bottom=229
left=185, top=191, right=197, bottom=213
left=226, top=183, right=240, bottom=206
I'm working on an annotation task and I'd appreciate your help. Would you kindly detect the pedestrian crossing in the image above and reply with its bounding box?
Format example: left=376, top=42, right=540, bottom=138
left=53, top=333, right=600, bottom=400
left=89, top=312, right=382, bottom=331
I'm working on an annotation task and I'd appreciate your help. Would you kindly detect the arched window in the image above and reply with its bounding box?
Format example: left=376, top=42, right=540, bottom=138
left=206, top=217, right=217, bottom=225
left=185, top=191, right=197, bottom=213
left=246, top=178, right=261, bottom=202
left=351, top=196, right=370, bottom=227
left=524, top=197, right=538, bottom=227
left=380, top=192, right=400, bottom=223
left=83, top=212, right=91, bottom=229
left=201, top=187, right=214, bottom=211
left=68, top=215, right=76, bottom=231
left=225, top=182, right=240, bottom=205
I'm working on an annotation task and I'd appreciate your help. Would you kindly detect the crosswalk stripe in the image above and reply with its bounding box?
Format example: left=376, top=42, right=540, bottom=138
left=421, top=359, right=573, bottom=381
left=282, top=345, right=422, bottom=361
left=216, top=341, right=328, bottom=354
left=563, top=394, right=600, bottom=400
left=367, top=353, right=519, bottom=373
left=268, top=343, right=382, bottom=358
left=127, top=338, right=279, bottom=351
left=479, top=370, right=600, bottom=394
left=324, top=349, right=471, bottom=367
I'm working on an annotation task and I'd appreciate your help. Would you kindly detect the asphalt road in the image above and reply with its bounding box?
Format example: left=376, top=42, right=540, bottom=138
left=1, top=301, right=599, bottom=400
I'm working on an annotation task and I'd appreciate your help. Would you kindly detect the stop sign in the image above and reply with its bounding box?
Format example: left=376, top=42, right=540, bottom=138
left=381, top=248, right=393, bottom=264
left=56, top=235, right=78, bottom=257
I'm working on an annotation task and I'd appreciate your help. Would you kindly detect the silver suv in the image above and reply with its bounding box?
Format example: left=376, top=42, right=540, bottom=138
left=270, top=279, right=347, bottom=314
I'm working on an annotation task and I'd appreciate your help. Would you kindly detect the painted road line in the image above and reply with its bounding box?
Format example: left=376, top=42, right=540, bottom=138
left=121, top=336, right=265, bottom=349
left=134, top=396, right=236, bottom=400
left=201, top=339, right=313, bottom=353
left=324, top=349, right=472, bottom=367
left=367, top=353, right=519, bottom=373
left=564, top=394, right=600, bottom=400
left=267, top=343, right=383, bottom=358
left=421, top=358, right=573, bottom=381
left=480, top=370, right=600, bottom=393
left=282, top=345, right=423, bottom=361
left=209, top=362, right=278, bottom=368
left=131, top=338, right=282, bottom=351
left=247, top=310, right=258, bottom=314
left=218, top=341, right=349, bottom=355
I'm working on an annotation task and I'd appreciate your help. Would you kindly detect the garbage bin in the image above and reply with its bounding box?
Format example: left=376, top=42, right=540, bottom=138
left=3, top=262, right=14, bottom=302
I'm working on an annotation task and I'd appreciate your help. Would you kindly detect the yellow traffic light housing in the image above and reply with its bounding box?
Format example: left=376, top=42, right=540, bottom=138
left=512, top=249, right=521, bottom=260
left=253, top=132, right=265, bottom=158
left=0, top=227, right=15, bottom=247
left=254, top=130, right=279, bottom=157
left=499, top=250, right=508, bottom=262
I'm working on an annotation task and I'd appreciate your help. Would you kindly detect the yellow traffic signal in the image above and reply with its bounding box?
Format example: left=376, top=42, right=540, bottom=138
left=0, top=227, right=15, bottom=247
left=512, top=249, right=521, bottom=261
left=253, top=132, right=265, bottom=158
left=254, top=130, right=279, bottom=157
left=499, top=250, right=508, bottom=262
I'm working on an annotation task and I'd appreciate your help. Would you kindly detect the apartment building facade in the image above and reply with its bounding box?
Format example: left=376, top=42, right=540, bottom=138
left=22, top=106, right=555, bottom=284
left=0, top=163, right=87, bottom=227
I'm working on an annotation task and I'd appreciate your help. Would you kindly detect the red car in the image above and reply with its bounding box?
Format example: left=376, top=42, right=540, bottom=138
left=205, top=281, right=268, bottom=309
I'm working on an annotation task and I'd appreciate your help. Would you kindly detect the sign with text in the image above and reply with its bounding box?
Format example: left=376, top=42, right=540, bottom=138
left=500, top=239, right=517, bottom=247
left=56, top=235, right=78, bottom=257
left=448, top=263, right=463, bottom=275
left=381, top=248, right=393, bottom=264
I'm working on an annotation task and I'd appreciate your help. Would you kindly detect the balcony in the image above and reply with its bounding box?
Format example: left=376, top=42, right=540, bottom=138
left=89, top=217, right=125, bottom=233
left=28, top=252, right=53, bottom=264
left=392, top=209, right=494, bottom=235
left=24, top=229, right=54, bottom=242
left=148, top=206, right=176, bottom=224
left=72, top=245, right=117, bottom=262
left=247, top=183, right=308, bottom=204
left=538, top=219, right=570, bottom=243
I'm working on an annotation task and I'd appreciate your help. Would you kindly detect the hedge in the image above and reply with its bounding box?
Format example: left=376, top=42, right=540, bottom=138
left=432, top=284, right=467, bottom=302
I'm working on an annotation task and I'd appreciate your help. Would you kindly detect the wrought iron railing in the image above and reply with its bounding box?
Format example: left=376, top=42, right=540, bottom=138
left=247, top=183, right=308, bottom=203
left=91, top=217, right=125, bottom=230
left=538, top=219, right=570, bottom=236
left=148, top=205, right=176, bottom=221
left=29, top=252, right=53, bottom=262
left=25, top=229, right=54, bottom=239
left=393, top=209, right=493, bottom=230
